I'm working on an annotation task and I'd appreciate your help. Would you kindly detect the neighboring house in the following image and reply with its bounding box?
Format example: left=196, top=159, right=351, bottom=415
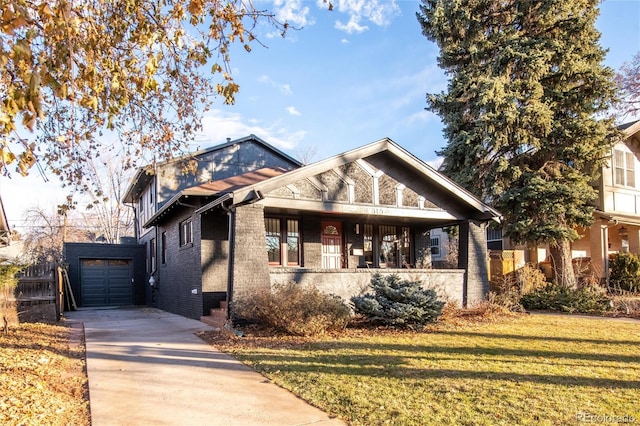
left=571, top=120, right=640, bottom=281
left=123, top=135, right=500, bottom=320
left=486, top=121, right=640, bottom=283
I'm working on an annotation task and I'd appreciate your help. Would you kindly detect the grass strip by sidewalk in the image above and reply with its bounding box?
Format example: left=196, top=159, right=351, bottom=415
left=208, top=314, right=640, bottom=425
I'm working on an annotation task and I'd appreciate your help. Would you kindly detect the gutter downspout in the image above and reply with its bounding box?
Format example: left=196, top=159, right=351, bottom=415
left=221, top=199, right=235, bottom=321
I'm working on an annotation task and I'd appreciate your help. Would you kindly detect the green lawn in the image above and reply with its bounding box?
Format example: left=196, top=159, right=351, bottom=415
left=211, top=314, right=640, bottom=425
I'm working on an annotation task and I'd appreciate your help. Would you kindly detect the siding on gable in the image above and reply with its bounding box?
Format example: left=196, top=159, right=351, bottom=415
left=293, top=179, right=323, bottom=200
left=156, top=141, right=299, bottom=206
left=316, top=170, right=349, bottom=202
left=378, top=174, right=397, bottom=206
left=340, top=163, right=373, bottom=204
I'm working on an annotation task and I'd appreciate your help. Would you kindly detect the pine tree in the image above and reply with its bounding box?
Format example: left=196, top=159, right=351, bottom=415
left=351, top=274, right=445, bottom=328
left=417, top=0, right=621, bottom=287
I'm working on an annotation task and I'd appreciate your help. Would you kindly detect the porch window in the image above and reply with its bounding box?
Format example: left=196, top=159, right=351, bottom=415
left=361, top=224, right=412, bottom=268
left=265, top=217, right=300, bottom=266
left=380, top=225, right=397, bottom=267
left=287, top=220, right=300, bottom=265
left=400, top=227, right=411, bottom=267
left=363, top=224, right=374, bottom=266
left=265, top=218, right=281, bottom=264
left=179, top=218, right=193, bottom=247
left=614, top=149, right=635, bottom=188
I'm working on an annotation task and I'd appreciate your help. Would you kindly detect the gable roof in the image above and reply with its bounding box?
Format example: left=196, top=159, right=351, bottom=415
left=619, top=120, right=640, bottom=135
left=144, top=167, right=288, bottom=226
left=123, top=134, right=301, bottom=204
left=196, top=137, right=500, bottom=221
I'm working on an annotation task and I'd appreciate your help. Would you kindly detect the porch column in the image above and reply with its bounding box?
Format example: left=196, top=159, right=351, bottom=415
left=414, top=226, right=432, bottom=268
left=229, top=204, right=271, bottom=303
left=458, top=220, right=489, bottom=307
left=589, top=219, right=607, bottom=283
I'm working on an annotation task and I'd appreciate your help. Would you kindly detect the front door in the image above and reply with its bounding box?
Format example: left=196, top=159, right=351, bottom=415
left=321, top=221, right=343, bottom=269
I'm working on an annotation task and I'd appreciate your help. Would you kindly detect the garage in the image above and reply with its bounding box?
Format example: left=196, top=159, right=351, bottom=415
left=64, top=242, right=146, bottom=308
left=80, top=259, right=133, bottom=307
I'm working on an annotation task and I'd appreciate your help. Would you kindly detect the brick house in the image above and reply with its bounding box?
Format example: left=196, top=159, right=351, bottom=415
left=123, top=135, right=500, bottom=320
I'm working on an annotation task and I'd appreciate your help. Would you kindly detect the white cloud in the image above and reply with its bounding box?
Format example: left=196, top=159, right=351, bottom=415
left=405, top=109, right=438, bottom=126
left=196, top=109, right=306, bottom=151
left=267, top=0, right=315, bottom=38
left=335, top=18, right=368, bottom=34
left=286, top=106, right=301, bottom=116
left=273, top=0, right=314, bottom=28
left=258, top=75, right=293, bottom=95
left=329, top=0, right=401, bottom=34
left=340, top=38, right=350, bottom=44
left=426, top=157, right=444, bottom=170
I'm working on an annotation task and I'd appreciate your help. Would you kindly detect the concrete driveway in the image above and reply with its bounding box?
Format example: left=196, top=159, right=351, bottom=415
left=65, top=307, right=345, bottom=426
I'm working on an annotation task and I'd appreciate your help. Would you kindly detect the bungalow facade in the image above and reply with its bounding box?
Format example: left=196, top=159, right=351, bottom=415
left=123, top=135, right=500, bottom=320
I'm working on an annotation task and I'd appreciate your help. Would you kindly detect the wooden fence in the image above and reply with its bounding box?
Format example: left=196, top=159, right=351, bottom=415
left=15, top=263, right=63, bottom=320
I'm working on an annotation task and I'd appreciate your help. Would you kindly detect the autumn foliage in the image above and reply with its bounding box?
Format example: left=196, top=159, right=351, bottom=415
left=0, top=1, right=289, bottom=188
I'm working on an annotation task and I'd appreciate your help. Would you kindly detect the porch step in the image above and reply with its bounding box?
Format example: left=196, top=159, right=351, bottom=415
left=200, top=313, right=225, bottom=328
left=200, top=303, right=228, bottom=329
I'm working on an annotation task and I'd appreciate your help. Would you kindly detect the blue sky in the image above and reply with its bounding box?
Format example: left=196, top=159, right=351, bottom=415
left=2, top=0, right=639, bottom=230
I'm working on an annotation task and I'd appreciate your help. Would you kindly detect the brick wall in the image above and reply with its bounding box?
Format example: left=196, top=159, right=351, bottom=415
left=302, top=216, right=322, bottom=268
left=201, top=211, right=229, bottom=312
left=270, top=268, right=465, bottom=307
left=458, top=220, right=489, bottom=306
left=155, top=206, right=203, bottom=319
left=230, top=204, right=271, bottom=301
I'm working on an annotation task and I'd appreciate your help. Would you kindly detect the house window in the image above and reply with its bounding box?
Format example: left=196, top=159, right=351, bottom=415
left=265, top=218, right=300, bottom=266
left=360, top=224, right=412, bottom=268
left=265, top=218, right=281, bottom=264
left=614, top=149, right=635, bottom=187
left=287, top=220, right=299, bottom=265
left=400, top=227, right=411, bottom=267
left=379, top=225, right=397, bottom=267
left=363, top=224, right=374, bottom=266
left=161, top=232, right=167, bottom=264
left=149, top=238, right=156, bottom=272
left=430, top=236, right=441, bottom=256
left=487, top=226, right=503, bottom=250
left=179, top=218, right=193, bottom=247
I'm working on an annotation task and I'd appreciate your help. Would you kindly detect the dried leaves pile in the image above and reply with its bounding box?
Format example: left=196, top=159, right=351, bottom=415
left=0, top=322, right=90, bottom=426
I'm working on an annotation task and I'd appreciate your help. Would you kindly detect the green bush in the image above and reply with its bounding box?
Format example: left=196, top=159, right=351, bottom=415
left=351, top=273, right=445, bottom=328
left=520, top=283, right=611, bottom=314
left=609, top=253, right=640, bottom=293
left=232, top=282, right=351, bottom=336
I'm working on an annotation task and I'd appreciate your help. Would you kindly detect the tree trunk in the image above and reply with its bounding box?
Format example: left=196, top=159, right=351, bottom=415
left=549, top=240, right=577, bottom=288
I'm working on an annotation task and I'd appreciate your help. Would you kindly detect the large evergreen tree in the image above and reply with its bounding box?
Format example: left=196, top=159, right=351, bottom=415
left=418, top=0, right=621, bottom=287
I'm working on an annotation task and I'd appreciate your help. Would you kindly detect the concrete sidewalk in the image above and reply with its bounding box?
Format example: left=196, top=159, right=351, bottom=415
left=65, top=307, right=345, bottom=426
